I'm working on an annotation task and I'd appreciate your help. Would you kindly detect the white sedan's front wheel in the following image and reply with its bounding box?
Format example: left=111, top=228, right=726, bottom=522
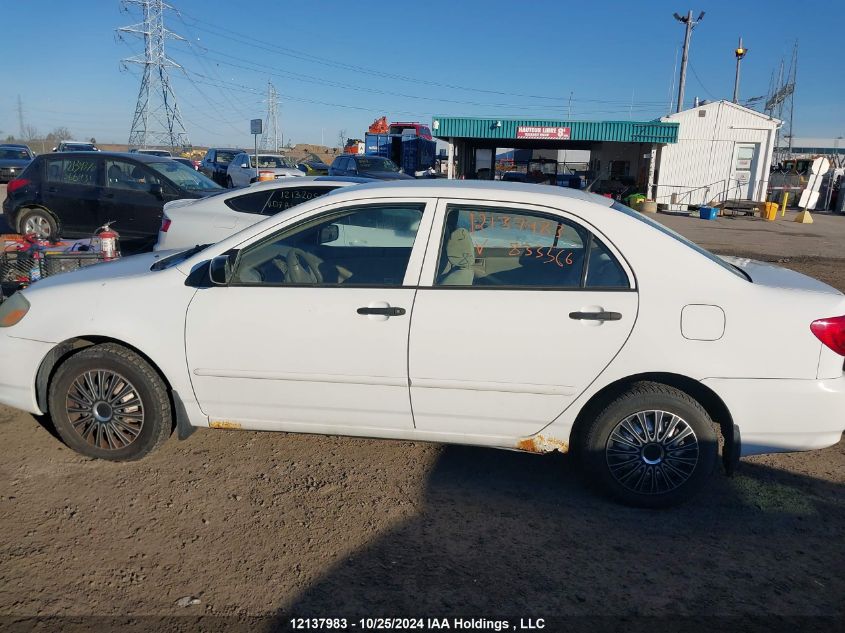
left=48, top=343, right=173, bottom=461
left=582, top=382, right=718, bottom=508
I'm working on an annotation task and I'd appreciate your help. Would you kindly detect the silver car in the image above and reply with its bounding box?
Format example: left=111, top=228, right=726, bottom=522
left=226, top=153, right=304, bottom=188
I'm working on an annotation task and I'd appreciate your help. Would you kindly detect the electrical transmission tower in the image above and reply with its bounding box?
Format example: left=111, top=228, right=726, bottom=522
left=765, top=42, right=798, bottom=164
left=259, top=82, right=281, bottom=153
left=117, top=0, right=191, bottom=150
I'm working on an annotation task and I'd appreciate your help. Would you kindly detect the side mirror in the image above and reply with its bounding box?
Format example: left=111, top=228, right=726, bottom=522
left=318, top=224, right=339, bottom=244
left=240, top=163, right=248, bottom=168
left=209, top=252, right=237, bottom=285
left=150, top=183, right=163, bottom=199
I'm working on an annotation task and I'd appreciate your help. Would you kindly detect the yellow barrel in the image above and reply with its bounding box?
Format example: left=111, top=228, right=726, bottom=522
left=761, top=201, right=778, bottom=221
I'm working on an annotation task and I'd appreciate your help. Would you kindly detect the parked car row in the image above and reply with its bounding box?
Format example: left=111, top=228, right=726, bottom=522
left=2, top=180, right=844, bottom=509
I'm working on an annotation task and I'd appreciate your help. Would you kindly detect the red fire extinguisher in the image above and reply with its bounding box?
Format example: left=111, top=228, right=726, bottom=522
left=97, top=222, right=121, bottom=261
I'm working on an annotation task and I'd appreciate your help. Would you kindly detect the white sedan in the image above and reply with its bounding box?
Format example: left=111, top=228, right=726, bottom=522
left=225, top=152, right=304, bottom=188
left=1, top=181, right=844, bottom=507
left=154, top=176, right=372, bottom=251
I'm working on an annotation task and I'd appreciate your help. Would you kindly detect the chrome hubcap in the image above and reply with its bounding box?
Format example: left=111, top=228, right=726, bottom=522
left=23, top=215, right=51, bottom=237
left=605, top=410, right=699, bottom=495
left=65, top=370, right=144, bottom=450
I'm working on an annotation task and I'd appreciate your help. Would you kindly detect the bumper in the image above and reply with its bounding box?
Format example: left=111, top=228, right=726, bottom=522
left=0, top=333, right=53, bottom=415
left=702, top=377, right=845, bottom=456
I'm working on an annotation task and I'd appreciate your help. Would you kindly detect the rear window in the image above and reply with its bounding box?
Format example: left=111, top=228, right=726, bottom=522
left=224, top=186, right=336, bottom=215
left=610, top=201, right=748, bottom=280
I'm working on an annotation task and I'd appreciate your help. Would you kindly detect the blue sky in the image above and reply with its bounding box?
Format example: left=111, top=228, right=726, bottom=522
left=2, top=0, right=843, bottom=148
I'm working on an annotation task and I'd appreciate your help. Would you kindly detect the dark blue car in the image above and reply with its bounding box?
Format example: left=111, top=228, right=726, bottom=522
left=0, top=144, right=34, bottom=183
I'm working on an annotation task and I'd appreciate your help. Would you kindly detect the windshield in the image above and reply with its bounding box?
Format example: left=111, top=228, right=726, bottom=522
left=250, top=155, right=296, bottom=168
left=150, top=161, right=222, bottom=191
left=0, top=149, right=31, bottom=160
left=356, top=156, right=399, bottom=172
left=609, top=201, right=748, bottom=280
left=141, top=150, right=171, bottom=157
left=64, top=144, right=96, bottom=151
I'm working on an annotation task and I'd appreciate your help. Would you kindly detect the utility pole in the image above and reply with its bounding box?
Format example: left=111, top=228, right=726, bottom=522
left=673, top=10, right=705, bottom=113
left=733, top=37, right=748, bottom=103
left=16, top=95, right=25, bottom=139
left=117, top=0, right=191, bottom=151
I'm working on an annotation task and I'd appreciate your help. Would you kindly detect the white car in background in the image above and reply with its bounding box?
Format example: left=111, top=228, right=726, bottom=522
left=154, top=176, right=372, bottom=251
left=226, top=153, right=304, bottom=188
left=2, top=181, right=845, bottom=508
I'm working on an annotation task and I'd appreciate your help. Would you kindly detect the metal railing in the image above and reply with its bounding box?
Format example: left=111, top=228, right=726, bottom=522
left=654, top=178, right=751, bottom=206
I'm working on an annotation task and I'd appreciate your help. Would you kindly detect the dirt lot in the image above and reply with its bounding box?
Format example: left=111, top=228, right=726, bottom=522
left=1, top=199, right=844, bottom=630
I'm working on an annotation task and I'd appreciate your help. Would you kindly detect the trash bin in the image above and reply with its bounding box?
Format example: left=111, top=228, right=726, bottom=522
left=626, top=193, right=646, bottom=208
left=699, top=206, right=718, bottom=220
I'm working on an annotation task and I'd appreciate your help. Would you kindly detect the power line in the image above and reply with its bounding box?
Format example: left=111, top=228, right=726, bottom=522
left=176, top=8, right=668, bottom=107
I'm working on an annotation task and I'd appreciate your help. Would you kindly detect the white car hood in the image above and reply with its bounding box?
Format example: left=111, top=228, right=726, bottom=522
left=722, top=256, right=842, bottom=295
left=24, top=251, right=182, bottom=292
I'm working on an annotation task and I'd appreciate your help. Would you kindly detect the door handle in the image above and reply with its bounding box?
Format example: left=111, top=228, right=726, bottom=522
left=104, top=192, right=115, bottom=199
left=47, top=187, right=57, bottom=193
left=357, top=306, right=406, bottom=317
left=569, top=311, right=622, bottom=321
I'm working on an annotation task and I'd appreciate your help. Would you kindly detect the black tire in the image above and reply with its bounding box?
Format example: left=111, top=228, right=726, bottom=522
left=580, top=382, right=718, bottom=508
left=17, top=207, right=59, bottom=239
left=48, top=343, right=172, bottom=461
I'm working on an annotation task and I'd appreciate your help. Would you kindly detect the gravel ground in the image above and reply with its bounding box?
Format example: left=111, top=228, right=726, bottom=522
left=1, top=198, right=843, bottom=631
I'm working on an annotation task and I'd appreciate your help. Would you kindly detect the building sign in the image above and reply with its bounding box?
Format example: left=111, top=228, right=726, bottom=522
left=516, top=126, right=571, bottom=140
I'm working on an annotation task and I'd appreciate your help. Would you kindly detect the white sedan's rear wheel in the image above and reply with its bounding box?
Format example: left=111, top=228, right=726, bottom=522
left=581, top=382, right=718, bottom=508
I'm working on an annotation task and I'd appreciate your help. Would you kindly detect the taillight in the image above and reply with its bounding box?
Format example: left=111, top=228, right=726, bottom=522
left=7, top=178, right=30, bottom=194
left=161, top=217, right=171, bottom=232
left=192, top=160, right=200, bottom=170
left=811, top=315, right=845, bottom=355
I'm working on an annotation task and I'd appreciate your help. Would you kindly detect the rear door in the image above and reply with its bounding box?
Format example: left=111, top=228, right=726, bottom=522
left=42, top=155, right=102, bottom=236
left=408, top=199, right=638, bottom=439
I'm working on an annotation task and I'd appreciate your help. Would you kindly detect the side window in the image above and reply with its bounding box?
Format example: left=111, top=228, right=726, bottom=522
left=233, top=204, right=424, bottom=286
left=263, top=186, right=337, bottom=215
left=106, top=159, right=157, bottom=191
left=435, top=205, right=626, bottom=289
left=46, top=158, right=63, bottom=183
left=46, top=157, right=99, bottom=186
left=206, top=150, right=215, bottom=163
left=584, top=237, right=628, bottom=288
left=436, top=206, right=587, bottom=287
left=224, top=191, right=273, bottom=214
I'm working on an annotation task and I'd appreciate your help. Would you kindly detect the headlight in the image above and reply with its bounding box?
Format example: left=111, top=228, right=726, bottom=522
left=0, top=292, right=30, bottom=327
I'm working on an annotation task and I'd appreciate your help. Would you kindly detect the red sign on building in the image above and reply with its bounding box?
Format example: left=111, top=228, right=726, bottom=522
left=516, top=126, right=571, bottom=140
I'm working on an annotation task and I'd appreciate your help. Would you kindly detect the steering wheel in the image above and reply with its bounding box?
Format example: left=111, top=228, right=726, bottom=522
left=285, top=248, right=324, bottom=284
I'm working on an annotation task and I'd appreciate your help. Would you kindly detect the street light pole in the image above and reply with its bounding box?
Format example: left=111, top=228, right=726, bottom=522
left=674, top=10, right=705, bottom=113
left=733, top=37, right=748, bottom=103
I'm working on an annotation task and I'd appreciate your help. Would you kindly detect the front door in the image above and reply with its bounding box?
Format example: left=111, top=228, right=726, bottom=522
left=409, top=201, right=638, bottom=439
left=42, top=155, right=102, bottom=236
left=100, top=159, right=169, bottom=239
left=184, top=200, right=433, bottom=431
left=731, top=143, right=759, bottom=199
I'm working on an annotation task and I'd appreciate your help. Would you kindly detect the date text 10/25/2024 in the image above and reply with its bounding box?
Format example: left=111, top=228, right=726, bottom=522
left=289, top=617, right=546, bottom=630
